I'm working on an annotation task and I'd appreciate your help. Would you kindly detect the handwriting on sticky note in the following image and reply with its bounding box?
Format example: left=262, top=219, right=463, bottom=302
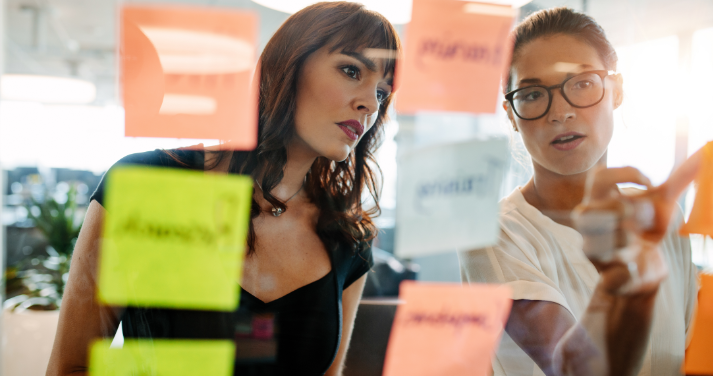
left=415, top=157, right=504, bottom=215
left=98, top=166, right=252, bottom=310
left=680, top=141, right=713, bottom=236
left=396, top=0, right=514, bottom=114
left=396, top=138, right=507, bottom=258
left=402, top=311, right=493, bottom=330
left=122, top=5, right=258, bottom=148
left=683, top=273, right=713, bottom=375
left=89, top=339, right=234, bottom=376
left=383, top=282, right=512, bottom=376
left=416, top=37, right=506, bottom=68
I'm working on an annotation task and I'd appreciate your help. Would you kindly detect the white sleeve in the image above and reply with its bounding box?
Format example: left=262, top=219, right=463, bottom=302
left=664, top=205, right=699, bottom=348
left=680, top=232, right=699, bottom=348
left=459, top=229, right=573, bottom=315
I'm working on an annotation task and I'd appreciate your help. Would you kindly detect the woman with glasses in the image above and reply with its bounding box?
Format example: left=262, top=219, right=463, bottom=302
left=459, top=7, right=697, bottom=376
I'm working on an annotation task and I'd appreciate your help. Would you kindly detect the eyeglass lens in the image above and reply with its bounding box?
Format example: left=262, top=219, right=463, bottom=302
left=512, top=72, right=605, bottom=119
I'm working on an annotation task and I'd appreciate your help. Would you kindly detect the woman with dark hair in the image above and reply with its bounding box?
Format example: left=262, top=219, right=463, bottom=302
left=459, top=7, right=697, bottom=376
left=47, top=2, right=399, bottom=375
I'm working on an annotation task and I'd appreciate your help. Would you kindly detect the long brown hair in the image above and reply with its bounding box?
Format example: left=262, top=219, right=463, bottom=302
left=207, top=2, right=400, bottom=256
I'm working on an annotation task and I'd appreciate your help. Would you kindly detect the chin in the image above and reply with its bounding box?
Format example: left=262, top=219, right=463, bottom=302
left=549, top=156, right=601, bottom=176
left=317, top=144, right=352, bottom=162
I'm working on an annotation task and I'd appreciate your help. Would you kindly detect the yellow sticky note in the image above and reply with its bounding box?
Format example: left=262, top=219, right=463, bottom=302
left=99, top=166, right=252, bottom=310
left=89, top=339, right=235, bottom=376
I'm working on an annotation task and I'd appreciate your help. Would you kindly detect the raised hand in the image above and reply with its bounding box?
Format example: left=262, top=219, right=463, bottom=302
left=572, top=166, right=667, bottom=296
left=572, top=145, right=706, bottom=296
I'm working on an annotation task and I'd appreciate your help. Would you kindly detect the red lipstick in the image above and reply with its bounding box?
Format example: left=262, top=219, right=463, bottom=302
left=336, top=119, right=364, bottom=141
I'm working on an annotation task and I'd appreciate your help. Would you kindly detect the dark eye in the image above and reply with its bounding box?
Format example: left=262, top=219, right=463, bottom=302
left=524, top=91, right=542, bottom=101
left=341, top=65, right=360, bottom=79
left=376, top=89, right=390, bottom=104
left=515, top=89, right=545, bottom=102
left=573, top=80, right=594, bottom=90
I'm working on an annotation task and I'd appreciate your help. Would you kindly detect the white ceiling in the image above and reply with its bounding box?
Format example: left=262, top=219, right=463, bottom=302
left=5, top=0, right=713, bottom=105
left=529, top=0, right=713, bottom=46
left=4, top=0, right=291, bottom=104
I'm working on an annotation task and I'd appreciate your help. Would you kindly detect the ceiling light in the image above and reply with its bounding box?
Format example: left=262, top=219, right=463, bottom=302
left=1, top=74, right=96, bottom=104
left=137, top=27, right=255, bottom=75
left=251, top=0, right=532, bottom=24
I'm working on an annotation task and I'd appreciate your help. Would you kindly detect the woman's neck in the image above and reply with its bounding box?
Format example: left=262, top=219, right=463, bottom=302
left=266, top=139, right=317, bottom=200
left=521, top=159, right=606, bottom=227
left=206, top=141, right=316, bottom=201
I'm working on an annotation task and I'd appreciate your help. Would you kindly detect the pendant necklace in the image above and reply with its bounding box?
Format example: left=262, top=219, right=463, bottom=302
left=254, top=177, right=306, bottom=217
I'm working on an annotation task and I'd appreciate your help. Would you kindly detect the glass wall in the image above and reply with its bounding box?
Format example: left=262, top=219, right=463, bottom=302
left=2, top=1, right=712, bottom=375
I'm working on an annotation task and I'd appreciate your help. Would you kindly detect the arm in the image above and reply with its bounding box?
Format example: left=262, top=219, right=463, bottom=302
left=499, top=159, right=704, bottom=375
left=564, top=167, right=672, bottom=376
left=505, top=300, right=575, bottom=376
left=46, top=200, right=124, bottom=376
left=324, top=274, right=367, bottom=376
left=506, top=167, right=669, bottom=376
left=553, top=278, right=659, bottom=376
left=508, top=282, right=658, bottom=376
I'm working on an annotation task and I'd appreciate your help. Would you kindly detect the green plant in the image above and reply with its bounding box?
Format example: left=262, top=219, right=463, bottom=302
left=4, top=185, right=82, bottom=311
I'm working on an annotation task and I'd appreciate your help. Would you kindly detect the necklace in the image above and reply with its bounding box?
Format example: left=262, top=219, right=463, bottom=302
left=254, top=177, right=306, bottom=217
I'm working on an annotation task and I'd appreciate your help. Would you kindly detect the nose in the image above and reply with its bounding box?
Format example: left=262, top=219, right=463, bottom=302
left=353, top=83, right=380, bottom=116
left=547, top=88, right=576, bottom=124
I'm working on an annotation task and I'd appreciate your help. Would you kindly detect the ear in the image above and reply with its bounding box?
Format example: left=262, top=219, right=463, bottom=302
left=503, top=100, right=518, bottom=132
left=612, top=73, right=624, bottom=110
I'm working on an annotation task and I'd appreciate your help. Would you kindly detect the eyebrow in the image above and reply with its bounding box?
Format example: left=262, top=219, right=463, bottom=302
left=516, top=64, right=596, bottom=87
left=341, top=51, right=394, bottom=87
left=517, top=78, right=542, bottom=86
left=341, top=51, right=378, bottom=72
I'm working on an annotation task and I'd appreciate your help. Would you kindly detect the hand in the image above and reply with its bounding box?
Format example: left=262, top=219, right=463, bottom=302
left=572, top=166, right=667, bottom=296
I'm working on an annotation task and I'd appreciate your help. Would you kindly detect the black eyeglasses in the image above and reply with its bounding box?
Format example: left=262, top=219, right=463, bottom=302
left=505, top=70, right=616, bottom=120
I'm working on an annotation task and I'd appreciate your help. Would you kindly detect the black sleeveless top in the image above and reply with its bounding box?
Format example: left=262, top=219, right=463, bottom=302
left=90, top=149, right=373, bottom=376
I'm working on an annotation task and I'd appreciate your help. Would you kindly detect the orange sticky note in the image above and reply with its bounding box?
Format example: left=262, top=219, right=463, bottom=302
left=395, top=0, right=515, bottom=114
left=684, top=273, right=713, bottom=375
left=383, top=281, right=512, bottom=376
left=121, top=5, right=258, bottom=149
left=680, top=141, right=713, bottom=236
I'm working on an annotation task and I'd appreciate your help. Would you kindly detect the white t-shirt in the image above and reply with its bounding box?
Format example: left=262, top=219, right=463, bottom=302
left=458, top=188, right=698, bottom=376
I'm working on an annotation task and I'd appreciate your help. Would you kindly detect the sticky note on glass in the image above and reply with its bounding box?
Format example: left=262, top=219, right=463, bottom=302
left=683, top=273, right=713, bottom=375
left=121, top=5, right=258, bottom=149
left=680, top=141, right=713, bottom=236
left=89, top=339, right=234, bottom=376
left=395, top=137, right=507, bottom=258
left=395, top=0, right=515, bottom=114
left=98, top=166, right=252, bottom=310
left=383, top=282, right=512, bottom=376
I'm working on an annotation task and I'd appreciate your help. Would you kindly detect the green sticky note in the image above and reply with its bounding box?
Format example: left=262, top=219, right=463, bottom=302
left=98, top=166, right=252, bottom=310
left=89, top=339, right=235, bottom=376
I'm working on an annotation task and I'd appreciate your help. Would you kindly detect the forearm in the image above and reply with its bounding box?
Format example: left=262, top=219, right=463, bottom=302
left=553, top=286, right=657, bottom=376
